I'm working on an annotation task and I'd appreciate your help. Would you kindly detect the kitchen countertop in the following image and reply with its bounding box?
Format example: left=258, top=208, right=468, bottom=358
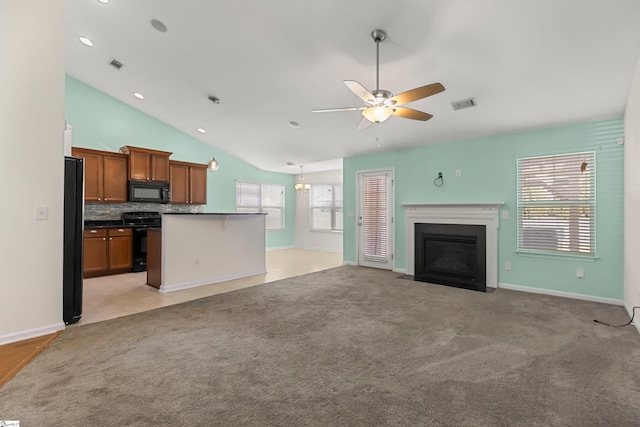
left=162, top=212, right=267, bottom=216
left=84, top=220, right=129, bottom=229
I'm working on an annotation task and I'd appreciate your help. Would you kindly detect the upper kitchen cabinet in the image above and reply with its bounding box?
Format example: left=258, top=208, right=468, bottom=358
left=120, top=146, right=172, bottom=182
left=71, top=147, right=127, bottom=202
left=169, top=160, right=208, bottom=204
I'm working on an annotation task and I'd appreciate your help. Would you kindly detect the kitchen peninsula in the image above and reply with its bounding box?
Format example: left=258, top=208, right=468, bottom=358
left=146, top=213, right=267, bottom=292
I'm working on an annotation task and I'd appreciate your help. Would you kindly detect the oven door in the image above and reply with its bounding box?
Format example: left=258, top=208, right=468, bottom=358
left=131, top=227, right=149, bottom=272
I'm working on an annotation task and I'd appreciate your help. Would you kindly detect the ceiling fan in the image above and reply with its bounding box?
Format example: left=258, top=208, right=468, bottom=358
left=312, top=29, right=445, bottom=130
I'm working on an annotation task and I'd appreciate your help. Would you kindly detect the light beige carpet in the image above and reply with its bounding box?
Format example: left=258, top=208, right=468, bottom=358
left=1, top=266, right=639, bottom=426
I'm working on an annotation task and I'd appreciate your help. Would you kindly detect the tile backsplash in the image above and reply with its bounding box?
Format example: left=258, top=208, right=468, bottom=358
left=85, top=202, right=203, bottom=220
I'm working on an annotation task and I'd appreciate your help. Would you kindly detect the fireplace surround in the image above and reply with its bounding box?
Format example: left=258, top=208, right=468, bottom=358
left=403, top=203, right=502, bottom=289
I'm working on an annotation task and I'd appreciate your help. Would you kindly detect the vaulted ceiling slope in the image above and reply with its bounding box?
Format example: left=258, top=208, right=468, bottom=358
left=64, top=0, right=640, bottom=173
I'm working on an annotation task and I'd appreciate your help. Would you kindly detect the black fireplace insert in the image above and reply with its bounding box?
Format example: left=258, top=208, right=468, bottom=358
left=415, top=223, right=486, bottom=292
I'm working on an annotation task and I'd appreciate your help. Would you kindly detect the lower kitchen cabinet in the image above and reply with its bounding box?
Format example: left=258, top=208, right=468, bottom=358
left=83, top=227, right=133, bottom=277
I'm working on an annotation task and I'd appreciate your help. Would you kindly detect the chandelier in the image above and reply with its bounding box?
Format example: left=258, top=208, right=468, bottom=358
left=295, top=165, right=311, bottom=191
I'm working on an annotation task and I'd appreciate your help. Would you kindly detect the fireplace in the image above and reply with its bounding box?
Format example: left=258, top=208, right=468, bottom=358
left=415, top=223, right=486, bottom=292
left=403, top=203, right=502, bottom=289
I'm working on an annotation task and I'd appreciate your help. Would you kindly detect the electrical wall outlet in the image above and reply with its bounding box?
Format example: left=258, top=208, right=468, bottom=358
left=504, top=261, right=512, bottom=271
left=395, top=251, right=401, bottom=258
left=576, top=268, right=584, bottom=278
left=194, top=258, right=200, bottom=267
left=455, top=169, right=462, bottom=177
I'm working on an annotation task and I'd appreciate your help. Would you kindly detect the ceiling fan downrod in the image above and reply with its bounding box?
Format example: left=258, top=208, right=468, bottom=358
left=371, top=29, right=386, bottom=92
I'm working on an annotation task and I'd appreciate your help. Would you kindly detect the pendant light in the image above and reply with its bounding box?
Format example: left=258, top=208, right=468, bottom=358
left=208, top=157, right=219, bottom=171
left=295, top=165, right=311, bottom=191
left=207, top=95, right=221, bottom=171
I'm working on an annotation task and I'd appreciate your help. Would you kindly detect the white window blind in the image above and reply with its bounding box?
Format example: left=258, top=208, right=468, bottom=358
left=362, top=175, right=387, bottom=259
left=310, top=184, right=343, bottom=231
left=236, top=181, right=285, bottom=231
left=517, top=151, right=595, bottom=256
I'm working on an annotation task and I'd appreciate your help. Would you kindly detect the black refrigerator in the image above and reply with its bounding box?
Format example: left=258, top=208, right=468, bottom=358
left=63, top=156, right=84, bottom=324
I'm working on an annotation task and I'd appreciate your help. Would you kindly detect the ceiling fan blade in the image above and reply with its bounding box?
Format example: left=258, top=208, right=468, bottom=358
left=392, top=107, right=433, bottom=121
left=357, top=116, right=373, bottom=130
left=312, top=107, right=363, bottom=113
left=390, top=83, right=445, bottom=106
left=344, top=80, right=375, bottom=103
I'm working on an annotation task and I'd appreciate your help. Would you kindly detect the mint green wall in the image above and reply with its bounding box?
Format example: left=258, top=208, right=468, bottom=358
left=65, top=76, right=295, bottom=248
left=344, top=119, right=624, bottom=300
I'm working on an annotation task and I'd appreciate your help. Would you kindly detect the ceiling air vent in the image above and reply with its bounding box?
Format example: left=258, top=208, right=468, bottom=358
left=109, top=59, right=124, bottom=70
left=451, top=97, right=477, bottom=111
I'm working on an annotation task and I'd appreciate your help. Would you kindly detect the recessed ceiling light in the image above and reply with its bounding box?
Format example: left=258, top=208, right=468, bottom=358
left=133, top=92, right=145, bottom=100
left=97, top=0, right=109, bottom=4
left=79, top=36, right=94, bottom=47
left=197, top=128, right=206, bottom=134
left=289, top=121, right=300, bottom=129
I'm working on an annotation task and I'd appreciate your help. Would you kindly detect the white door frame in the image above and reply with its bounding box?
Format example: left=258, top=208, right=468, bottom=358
left=356, top=168, right=395, bottom=270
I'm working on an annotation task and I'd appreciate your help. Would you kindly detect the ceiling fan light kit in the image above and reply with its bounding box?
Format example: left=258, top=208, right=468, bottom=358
left=312, top=29, right=445, bottom=129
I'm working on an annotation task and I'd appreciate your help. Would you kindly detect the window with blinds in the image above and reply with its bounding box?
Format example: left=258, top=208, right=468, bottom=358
left=236, top=181, right=285, bottom=231
left=309, top=184, right=343, bottom=232
left=517, top=151, right=595, bottom=256
left=362, top=175, right=388, bottom=260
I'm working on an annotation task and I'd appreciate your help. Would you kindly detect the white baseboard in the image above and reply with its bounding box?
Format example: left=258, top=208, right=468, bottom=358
left=0, top=322, right=65, bottom=346
left=393, top=268, right=407, bottom=274
left=294, top=245, right=343, bottom=254
left=342, top=260, right=357, bottom=266
left=623, top=303, right=640, bottom=336
left=266, top=245, right=295, bottom=252
left=498, top=282, right=624, bottom=306
left=160, top=268, right=268, bottom=293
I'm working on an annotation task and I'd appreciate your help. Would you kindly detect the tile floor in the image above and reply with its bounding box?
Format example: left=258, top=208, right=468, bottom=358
left=75, top=248, right=343, bottom=326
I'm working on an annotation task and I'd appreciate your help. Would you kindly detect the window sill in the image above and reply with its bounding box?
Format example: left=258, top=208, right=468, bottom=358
left=309, top=229, right=343, bottom=234
left=516, top=250, right=598, bottom=262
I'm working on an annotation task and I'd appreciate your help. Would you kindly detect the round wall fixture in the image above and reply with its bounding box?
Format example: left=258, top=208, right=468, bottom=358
left=151, top=19, right=168, bottom=32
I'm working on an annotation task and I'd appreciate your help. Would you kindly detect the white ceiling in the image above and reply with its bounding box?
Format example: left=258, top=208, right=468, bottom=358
left=64, top=0, right=640, bottom=174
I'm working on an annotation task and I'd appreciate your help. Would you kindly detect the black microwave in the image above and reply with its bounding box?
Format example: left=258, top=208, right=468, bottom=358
left=129, top=180, right=170, bottom=204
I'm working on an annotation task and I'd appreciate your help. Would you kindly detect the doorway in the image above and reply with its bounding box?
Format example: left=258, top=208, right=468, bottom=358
left=357, top=170, right=394, bottom=270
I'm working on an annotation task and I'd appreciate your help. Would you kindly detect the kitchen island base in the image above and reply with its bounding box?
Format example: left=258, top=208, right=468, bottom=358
left=146, top=213, right=267, bottom=293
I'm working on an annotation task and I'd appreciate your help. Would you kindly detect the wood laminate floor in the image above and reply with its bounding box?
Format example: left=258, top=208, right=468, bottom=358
left=0, top=249, right=343, bottom=387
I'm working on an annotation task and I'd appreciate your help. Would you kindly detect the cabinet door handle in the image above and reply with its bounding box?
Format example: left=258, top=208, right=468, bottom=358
left=117, top=229, right=124, bottom=232
left=90, top=230, right=98, bottom=233
left=105, top=198, right=109, bottom=201
left=98, top=198, right=101, bottom=201
left=102, top=238, right=106, bottom=241
left=109, top=237, right=113, bottom=240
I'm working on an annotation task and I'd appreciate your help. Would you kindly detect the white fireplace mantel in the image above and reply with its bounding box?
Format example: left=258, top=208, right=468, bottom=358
left=403, top=203, right=503, bottom=288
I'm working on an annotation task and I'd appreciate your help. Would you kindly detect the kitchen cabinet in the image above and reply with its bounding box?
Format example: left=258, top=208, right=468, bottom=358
left=83, top=227, right=133, bottom=277
left=71, top=147, right=128, bottom=203
left=146, top=229, right=161, bottom=289
left=120, top=146, right=172, bottom=182
left=83, top=228, right=108, bottom=275
left=169, top=160, right=207, bottom=204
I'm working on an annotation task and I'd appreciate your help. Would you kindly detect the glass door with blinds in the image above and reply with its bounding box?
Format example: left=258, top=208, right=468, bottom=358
left=357, top=170, right=394, bottom=269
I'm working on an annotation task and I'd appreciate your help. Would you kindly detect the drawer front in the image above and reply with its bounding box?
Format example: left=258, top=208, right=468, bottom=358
left=108, top=227, right=133, bottom=237
left=84, top=228, right=107, bottom=238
